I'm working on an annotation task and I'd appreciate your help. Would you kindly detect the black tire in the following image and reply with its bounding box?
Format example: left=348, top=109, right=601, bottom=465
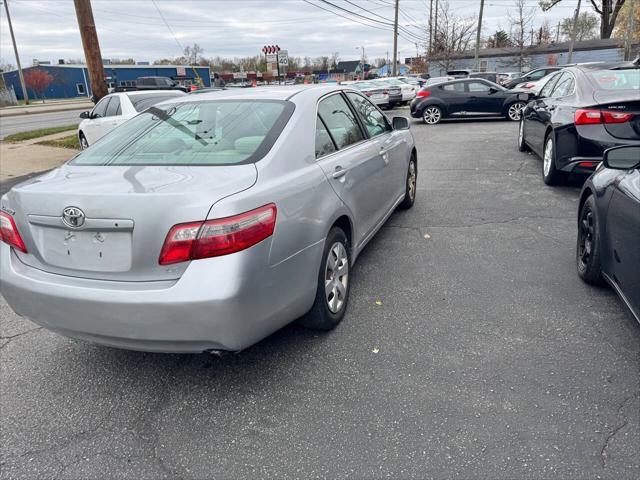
left=398, top=154, right=417, bottom=209
left=79, top=132, right=89, bottom=150
left=542, top=132, right=566, bottom=186
left=299, top=227, right=351, bottom=330
left=422, top=105, right=442, bottom=125
left=506, top=101, right=526, bottom=121
left=576, top=195, right=603, bottom=285
left=517, top=119, right=530, bottom=152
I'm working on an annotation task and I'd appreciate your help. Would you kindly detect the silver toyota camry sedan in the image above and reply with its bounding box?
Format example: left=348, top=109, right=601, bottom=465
left=0, top=85, right=417, bottom=353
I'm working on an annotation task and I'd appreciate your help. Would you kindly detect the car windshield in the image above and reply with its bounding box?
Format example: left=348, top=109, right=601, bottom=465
left=127, top=92, right=186, bottom=112
left=71, top=100, right=293, bottom=166
left=587, top=68, right=640, bottom=90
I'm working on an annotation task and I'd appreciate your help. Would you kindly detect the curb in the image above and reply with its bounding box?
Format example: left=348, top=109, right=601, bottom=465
left=0, top=105, right=93, bottom=118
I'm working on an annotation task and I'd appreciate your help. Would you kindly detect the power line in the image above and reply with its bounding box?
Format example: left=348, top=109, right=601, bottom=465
left=150, top=0, right=184, bottom=52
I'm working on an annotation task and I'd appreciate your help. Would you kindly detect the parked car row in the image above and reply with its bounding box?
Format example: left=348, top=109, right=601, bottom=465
left=514, top=61, right=640, bottom=324
left=341, top=77, right=417, bottom=108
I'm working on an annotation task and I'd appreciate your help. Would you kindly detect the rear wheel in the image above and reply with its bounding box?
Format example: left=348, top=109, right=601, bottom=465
left=577, top=195, right=603, bottom=285
left=517, top=119, right=529, bottom=152
left=79, top=132, right=89, bottom=150
left=299, top=227, right=351, bottom=330
left=422, top=106, right=442, bottom=125
left=398, top=154, right=417, bottom=209
left=507, top=101, right=526, bottom=121
left=542, top=133, right=565, bottom=186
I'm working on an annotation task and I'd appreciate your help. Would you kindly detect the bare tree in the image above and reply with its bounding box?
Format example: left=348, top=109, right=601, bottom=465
left=430, top=1, right=477, bottom=71
left=508, top=0, right=537, bottom=70
left=540, top=0, right=626, bottom=39
left=183, top=43, right=204, bottom=65
left=330, top=52, right=340, bottom=69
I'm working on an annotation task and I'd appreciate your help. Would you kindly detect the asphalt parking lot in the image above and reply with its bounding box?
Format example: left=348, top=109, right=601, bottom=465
left=1, top=113, right=638, bottom=479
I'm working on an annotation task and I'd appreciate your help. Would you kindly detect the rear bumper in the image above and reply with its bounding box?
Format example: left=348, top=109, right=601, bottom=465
left=0, top=240, right=322, bottom=353
left=560, top=156, right=601, bottom=173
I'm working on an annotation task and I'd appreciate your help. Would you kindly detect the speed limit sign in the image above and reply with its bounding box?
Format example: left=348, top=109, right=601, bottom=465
left=278, top=50, right=289, bottom=67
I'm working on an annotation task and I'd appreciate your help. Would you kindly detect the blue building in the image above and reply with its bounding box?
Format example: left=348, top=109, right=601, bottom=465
left=405, top=38, right=639, bottom=77
left=1, top=64, right=211, bottom=100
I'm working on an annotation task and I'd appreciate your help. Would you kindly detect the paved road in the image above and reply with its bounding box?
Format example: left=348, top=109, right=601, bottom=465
left=1, top=116, right=638, bottom=479
left=0, top=109, right=85, bottom=139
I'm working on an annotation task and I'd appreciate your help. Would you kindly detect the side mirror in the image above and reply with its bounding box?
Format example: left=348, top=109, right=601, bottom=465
left=602, top=145, right=640, bottom=170
left=79, top=111, right=91, bottom=119
left=392, top=116, right=410, bottom=130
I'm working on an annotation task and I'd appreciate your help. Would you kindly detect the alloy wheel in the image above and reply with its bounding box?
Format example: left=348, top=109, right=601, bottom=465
left=408, top=160, right=417, bottom=201
left=578, top=207, right=594, bottom=269
left=543, top=138, right=553, bottom=177
left=325, top=242, right=349, bottom=314
left=508, top=102, right=525, bottom=121
left=423, top=107, right=441, bottom=125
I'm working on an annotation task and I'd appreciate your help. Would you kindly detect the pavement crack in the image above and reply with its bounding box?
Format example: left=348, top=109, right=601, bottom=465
left=599, top=420, right=629, bottom=468
left=0, top=326, right=43, bottom=350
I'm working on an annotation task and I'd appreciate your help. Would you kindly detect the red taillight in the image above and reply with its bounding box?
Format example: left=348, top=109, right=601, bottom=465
left=578, top=161, right=597, bottom=168
left=416, top=90, right=431, bottom=98
left=383, top=89, right=389, bottom=95
left=524, top=82, right=535, bottom=89
left=602, top=111, right=634, bottom=123
left=365, top=92, right=372, bottom=97
left=158, top=204, right=277, bottom=265
left=575, top=109, right=634, bottom=125
left=0, top=211, right=27, bottom=253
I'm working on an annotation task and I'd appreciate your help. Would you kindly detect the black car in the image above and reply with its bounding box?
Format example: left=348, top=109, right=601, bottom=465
left=517, top=62, right=640, bottom=185
left=136, top=76, right=189, bottom=92
left=504, top=66, right=562, bottom=89
left=410, top=78, right=527, bottom=125
left=577, top=145, right=640, bottom=323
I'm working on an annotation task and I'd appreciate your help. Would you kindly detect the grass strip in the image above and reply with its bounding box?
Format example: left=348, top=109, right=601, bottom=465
left=4, top=125, right=78, bottom=143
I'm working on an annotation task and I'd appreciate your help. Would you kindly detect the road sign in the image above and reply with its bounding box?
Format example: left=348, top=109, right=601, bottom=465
left=278, top=50, right=288, bottom=67
left=266, top=53, right=277, bottom=63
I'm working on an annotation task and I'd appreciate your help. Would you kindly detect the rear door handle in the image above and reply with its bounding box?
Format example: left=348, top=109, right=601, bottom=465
left=332, top=167, right=347, bottom=179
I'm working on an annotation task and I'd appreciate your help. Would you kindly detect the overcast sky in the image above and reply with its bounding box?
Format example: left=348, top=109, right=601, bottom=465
left=1, top=0, right=581, bottom=67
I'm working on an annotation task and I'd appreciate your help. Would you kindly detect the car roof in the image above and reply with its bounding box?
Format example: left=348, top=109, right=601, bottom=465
left=171, top=84, right=346, bottom=103
left=121, top=90, right=185, bottom=97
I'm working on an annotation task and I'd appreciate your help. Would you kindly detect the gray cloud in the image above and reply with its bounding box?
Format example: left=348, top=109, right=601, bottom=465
left=1, top=0, right=575, bottom=67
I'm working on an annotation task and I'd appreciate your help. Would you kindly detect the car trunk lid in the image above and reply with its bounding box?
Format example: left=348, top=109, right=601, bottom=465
left=5, top=164, right=257, bottom=281
left=592, top=91, right=640, bottom=141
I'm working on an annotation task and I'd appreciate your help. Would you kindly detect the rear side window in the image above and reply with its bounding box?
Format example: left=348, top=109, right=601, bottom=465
left=550, top=73, right=575, bottom=98
left=467, top=81, right=491, bottom=92
left=443, top=83, right=464, bottom=92
left=346, top=92, right=389, bottom=137
left=528, top=70, right=547, bottom=80
left=128, top=92, right=186, bottom=112
left=71, top=100, right=294, bottom=166
left=315, top=115, right=337, bottom=158
left=587, top=69, right=640, bottom=91
left=317, top=94, right=364, bottom=149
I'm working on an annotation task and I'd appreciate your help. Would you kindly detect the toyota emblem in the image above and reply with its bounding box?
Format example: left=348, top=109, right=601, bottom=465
left=62, top=206, right=85, bottom=228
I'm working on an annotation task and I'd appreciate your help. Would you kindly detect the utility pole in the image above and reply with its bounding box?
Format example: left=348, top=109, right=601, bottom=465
left=3, top=0, right=29, bottom=104
left=428, top=0, right=433, bottom=54
left=556, top=21, right=560, bottom=43
left=567, top=0, right=581, bottom=63
left=434, top=0, right=439, bottom=53
left=73, top=0, right=107, bottom=102
left=392, top=0, right=399, bottom=76
left=474, top=0, right=485, bottom=71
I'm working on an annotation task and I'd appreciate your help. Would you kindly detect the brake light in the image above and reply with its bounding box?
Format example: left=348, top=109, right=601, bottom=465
left=158, top=204, right=277, bottom=265
left=602, top=111, right=634, bottom=123
left=0, top=211, right=27, bottom=253
left=575, top=109, right=634, bottom=125
left=524, top=82, right=535, bottom=89
left=365, top=92, right=372, bottom=97
left=416, top=90, right=431, bottom=98
left=383, top=89, right=389, bottom=95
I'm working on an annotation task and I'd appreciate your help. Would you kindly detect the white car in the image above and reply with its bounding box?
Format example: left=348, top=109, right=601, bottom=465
left=376, top=78, right=416, bottom=102
left=77, top=90, right=187, bottom=148
left=512, top=72, right=558, bottom=95
left=350, top=81, right=390, bottom=108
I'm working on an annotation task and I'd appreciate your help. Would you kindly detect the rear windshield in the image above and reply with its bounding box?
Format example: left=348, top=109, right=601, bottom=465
left=71, top=100, right=294, bottom=166
left=587, top=68, right=640, bottom=91
left=127, top=92, right=186, bottom=112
